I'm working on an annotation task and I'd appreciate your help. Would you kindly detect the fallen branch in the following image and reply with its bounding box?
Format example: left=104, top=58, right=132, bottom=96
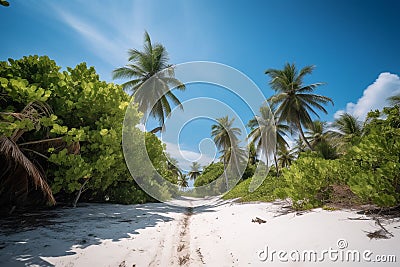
left=347, top=217, right=370, bottom=221
left=373, top=216, right=394, bottom=237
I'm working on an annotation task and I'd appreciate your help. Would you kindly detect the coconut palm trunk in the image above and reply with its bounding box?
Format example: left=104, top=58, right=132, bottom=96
left=295, top=118, right=313, bottom=150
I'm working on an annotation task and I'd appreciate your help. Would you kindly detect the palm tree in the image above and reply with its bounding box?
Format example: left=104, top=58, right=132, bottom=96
left=167, top=157, right=183, bottom=184
left=211, top=116, right=246, bottom=188
left=211, top=116, right=243, bottom=164
left=330, top=113, right=363, bottom=152
left=331, top=113, right=362, bottom=140
left=266, top=63, right=333, bottom=150
left=248, top=104, right=290, bottom=174
left=113, top=31, right=186, bottom=133
left=277, top=145, right=296, bottom=169
left=305, top=120, right=338, bottom=158
left=305, top=120, right=331, bottom=147
left=177, top=175, right=189, bottom=189
left=293, top=136, right=306, bottom=156
left=167, top=158, right=187, bottom=189
left=187, top=161, right=201, bottom=181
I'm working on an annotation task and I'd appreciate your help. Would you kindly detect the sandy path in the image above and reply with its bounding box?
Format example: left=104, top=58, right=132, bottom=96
left=1, top=199, right=400, bottom=266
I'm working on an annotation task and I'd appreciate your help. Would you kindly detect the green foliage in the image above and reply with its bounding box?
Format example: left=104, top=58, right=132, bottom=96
left=275, top=156, right=343, bottom=210
left=194, top=162, right=224, bottom=187
left=314, top=140, right=338, bottom=160
left=42, top=62, right=137, bottom=200
left=242, top=163, right=256, bottom=180
left=225, top=106, right=400, bottom=210
left=145, top=132, right=178, bottom=185
left=223, top=169, right=281, bottom=202
left=345, top=107, right=400, bottom=207
left=107, top=182, right=153, bottom=204
left=1, top=55, right=178, bottom=205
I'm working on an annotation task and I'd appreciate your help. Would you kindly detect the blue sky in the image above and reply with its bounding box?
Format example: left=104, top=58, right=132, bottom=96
left=1, top=0, right=400, bottom=171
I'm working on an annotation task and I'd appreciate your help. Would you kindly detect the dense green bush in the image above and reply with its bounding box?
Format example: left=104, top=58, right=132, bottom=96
left=345, top=107, right=400, bottom=207
left=1, top=55, right=178, bottom=206
left=107, top=182, right=153, bottom=204
left=275, top=155, right=345, bottom=209
left=194, top=162, right=224, bottom=187
left=223, top=168, right=280, bottom=202
left=225, top=107, right=400, bottom=210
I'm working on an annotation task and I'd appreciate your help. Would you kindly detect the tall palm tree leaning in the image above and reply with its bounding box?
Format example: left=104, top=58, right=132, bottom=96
left=211, top=116, right=245, bottom=188
left=113, top=31, right=186, bottom=133
left=266, top=63, right=333, bottom=150
left=188, top=161, right=202, bottom=181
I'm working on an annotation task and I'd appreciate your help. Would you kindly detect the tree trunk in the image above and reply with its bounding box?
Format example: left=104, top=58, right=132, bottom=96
left=295, top=119, right=313, bottom=151
left=273, top=153, right=279, bottom=176
left=223, top=159, right=229, bottom=191
left=72, top=178, right=89, bottom=208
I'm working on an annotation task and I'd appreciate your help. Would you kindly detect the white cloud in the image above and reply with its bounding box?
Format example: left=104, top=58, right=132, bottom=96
left=164, top=141, right=215, bottom=172
left=334, top=72, right=400, bottom=120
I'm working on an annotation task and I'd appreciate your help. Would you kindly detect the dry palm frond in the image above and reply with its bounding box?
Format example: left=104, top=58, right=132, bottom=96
left=0, top=136, right=55, bottom=204
left=1, top=101, right=53, bottom=141
left=1, top=101, right=52, bottom=124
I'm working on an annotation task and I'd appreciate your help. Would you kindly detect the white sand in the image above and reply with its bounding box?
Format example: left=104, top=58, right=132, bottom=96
left=1, top=199, right=399, bottom=266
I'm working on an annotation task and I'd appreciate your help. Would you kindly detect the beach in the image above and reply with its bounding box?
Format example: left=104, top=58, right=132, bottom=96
left=1, top=198, right=399, bottom=266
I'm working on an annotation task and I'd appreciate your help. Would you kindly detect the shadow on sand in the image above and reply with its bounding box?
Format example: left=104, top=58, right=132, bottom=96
left=0, top=198, right=222, bottom=266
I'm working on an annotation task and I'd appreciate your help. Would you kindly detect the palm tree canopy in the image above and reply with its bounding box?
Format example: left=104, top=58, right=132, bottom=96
left=266, top=63, right=333, bottom=126
left=305, top=120, right=331, bottom=147
left=277, top=145, right=296, bottom=168
left=266, top=63, right=333, bottom=150
left=211, top=116, right=242, bottom=164
left=248, top=104, right=290, bottom=156
left=329, top=113, right=363, bottom=152
left=177, top=176, right=189, bottom=188
left=222, top=141, right=247, bottom=167
left=113, top=31, right=185, bottom=131
left=331, top=113, right=362, bottom=137
left=188, top=161, right=201, bottom=180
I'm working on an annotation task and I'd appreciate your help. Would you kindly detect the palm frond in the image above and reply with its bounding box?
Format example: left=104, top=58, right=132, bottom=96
left=0, top=136, right=55, bottom=204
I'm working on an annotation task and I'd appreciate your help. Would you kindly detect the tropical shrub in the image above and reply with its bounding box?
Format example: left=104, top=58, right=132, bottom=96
left=345, top=107, right=400, bottom=207
left=194, top=162, right=224, bottom=187
left=223, top=168, right=280, bottom=202
left=275, top=155, right=344, bottom=210
left=1, top=55, right=178, bottom=207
